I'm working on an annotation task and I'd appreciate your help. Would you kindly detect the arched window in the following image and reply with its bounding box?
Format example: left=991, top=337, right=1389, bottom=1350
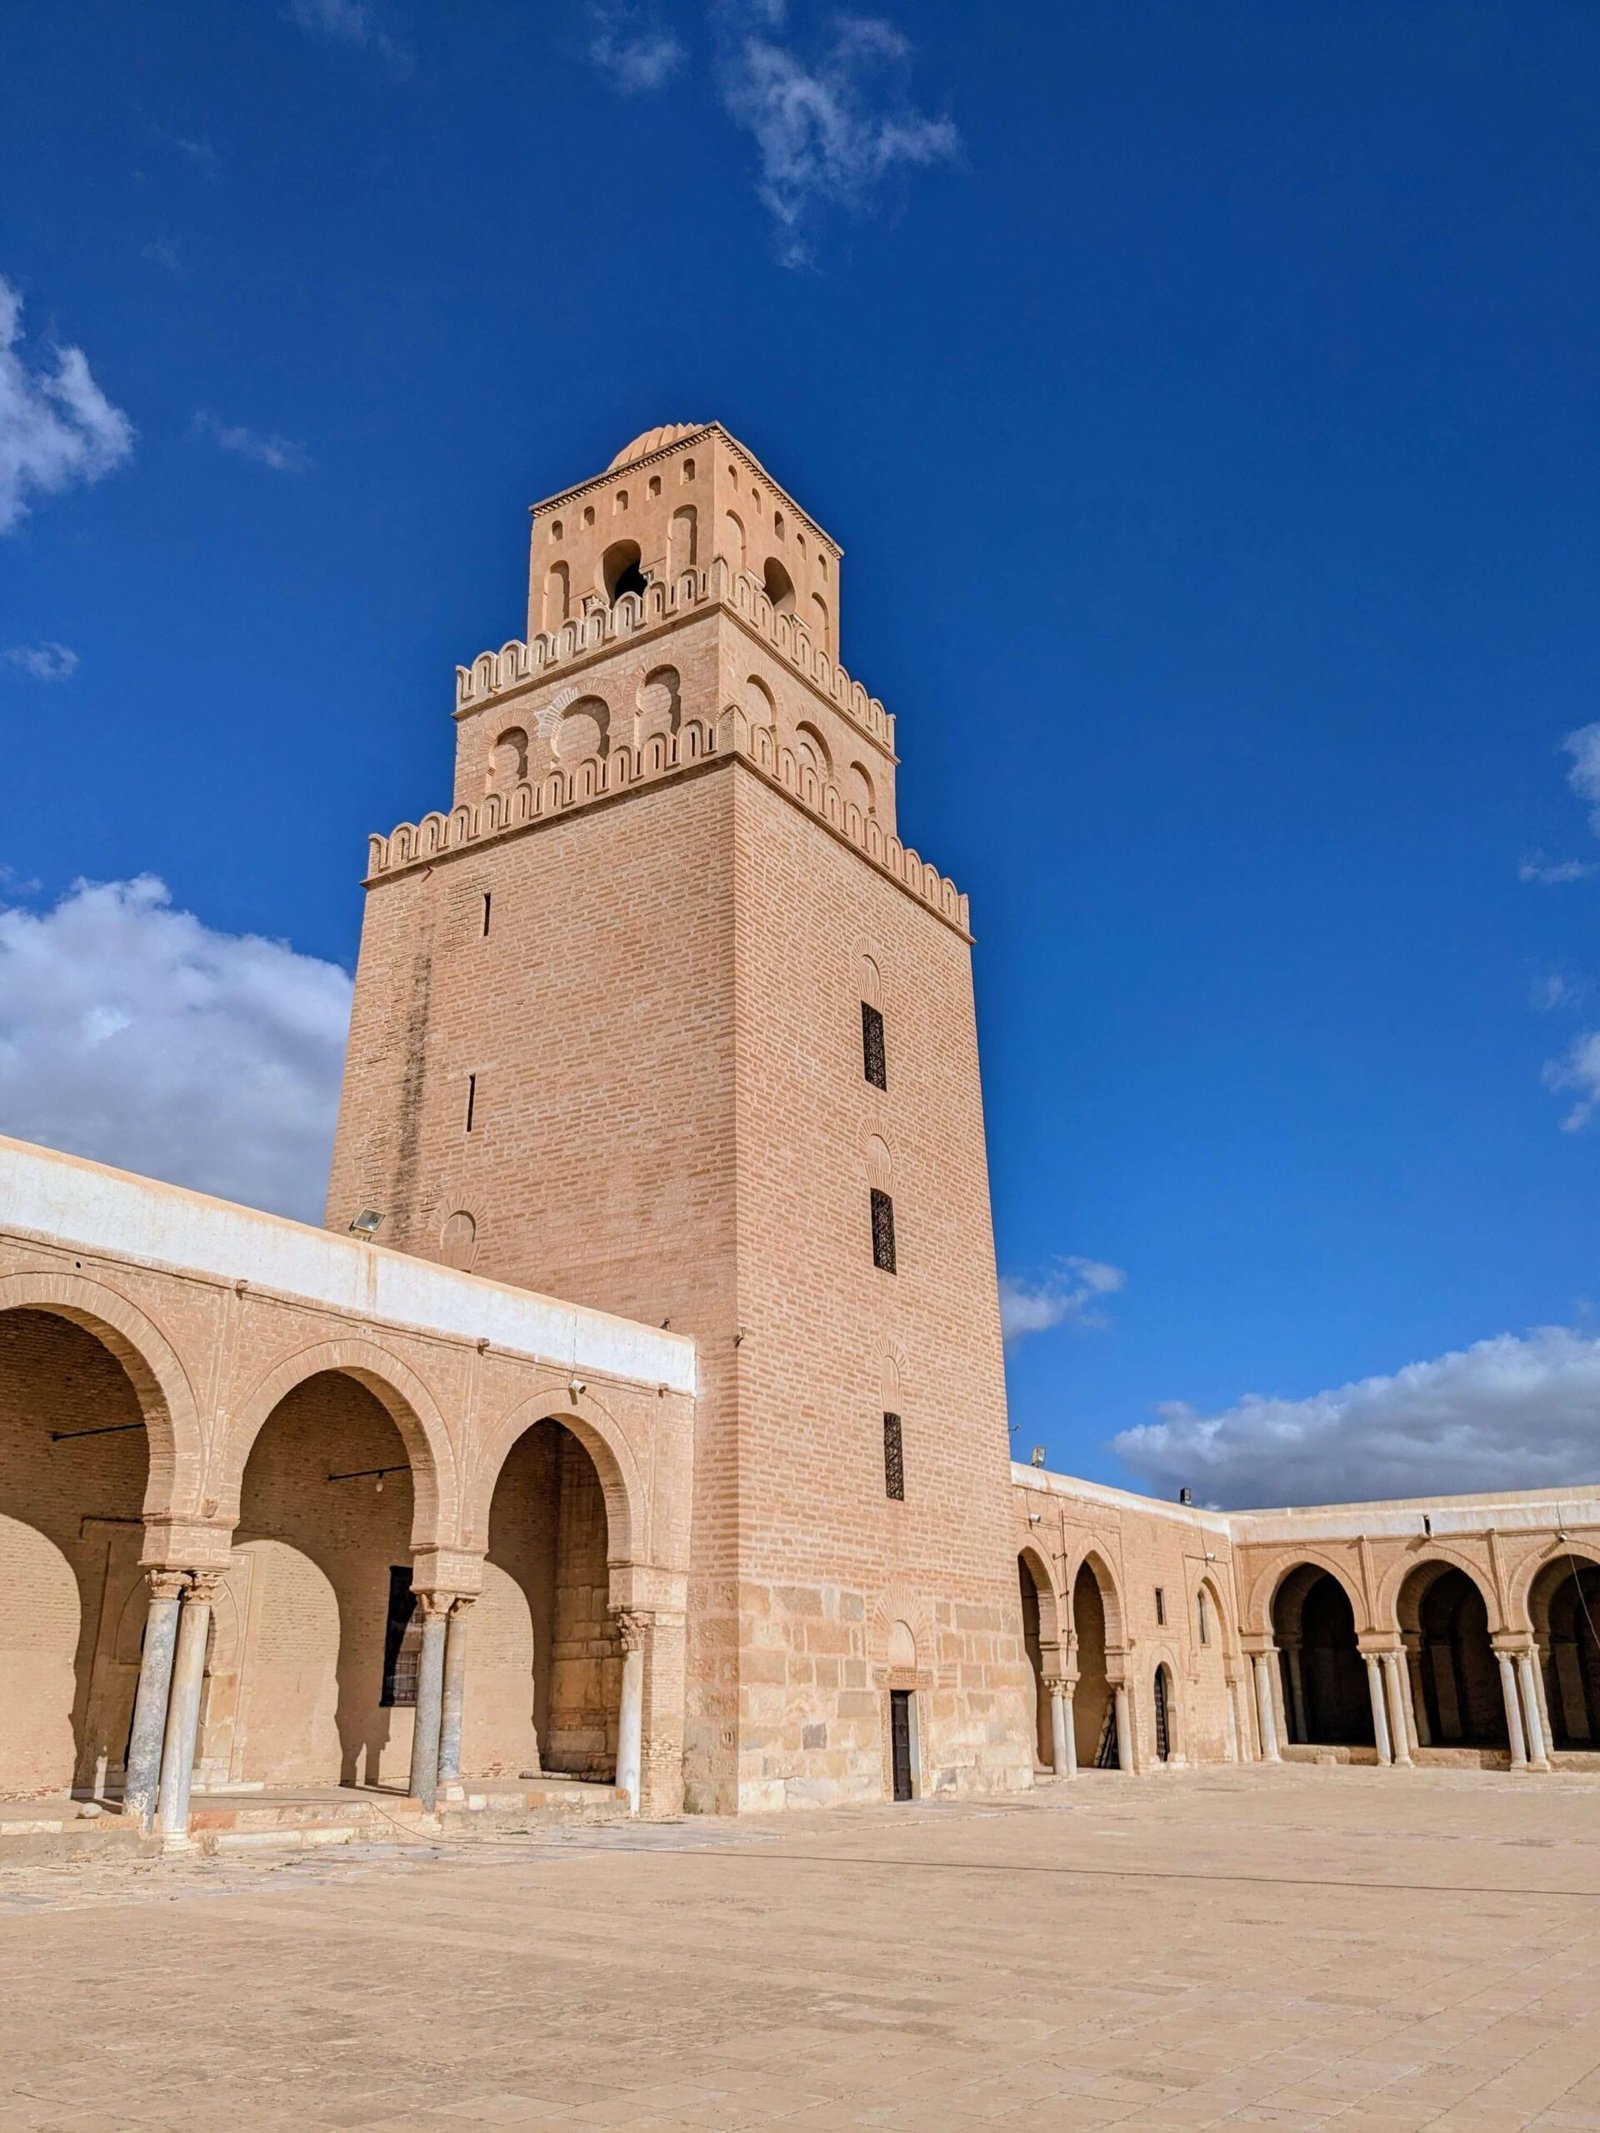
left=543, top=563, right=570, bottom=634
left=669, top=505, right=698, bottom=577
left=722, top=510, right=746, bottom=572
left=601, top=541, right=646, bottom=602
left=763, top=557, right=795, bottom=614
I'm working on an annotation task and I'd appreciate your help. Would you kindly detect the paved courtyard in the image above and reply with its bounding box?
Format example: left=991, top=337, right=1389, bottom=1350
left=1, top=1765, right=1597, bottom=2131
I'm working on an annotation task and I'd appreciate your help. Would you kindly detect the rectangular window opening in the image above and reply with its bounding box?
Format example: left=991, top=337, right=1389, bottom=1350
left=465, top=1073, right=477, bottom=1134
left=1198, top=1590, right=1210, bottom=1645
left=381, top=1566, right=421, bottom=1707
left=481, top=891, right=492, bottom=937
left=861, top=1001, right=887, bottom=1090
left=1154, top=1586, right=1166, bottom=1626
left=883, top=1412, right=905, bottom=1501
left=870, top=1188, right=897, bottom=1273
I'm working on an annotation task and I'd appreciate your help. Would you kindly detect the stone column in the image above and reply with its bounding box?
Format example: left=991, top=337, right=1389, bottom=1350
left=1282, top=1638, right=1309, bottom=1744
left=1043, top=1678, right=1070, bottom=1777
left=1518, top=1653, right=1551, bottom=1771
left=157, top=1573, right=219, bottom=1848
left=1113, top=1683, right=1133, bottom=1771
left=123, top=1570, right=187, bottom=1831
left=407, top=1592, right=452, bottom=1811
left=437, top=1597, right=475, bottom=1792
left=636, top=1607, right=688, bottom=1819
left=614, top=1609, right=646, bottom=1813
left=1224, top=1675, right=1241, bottom=1762
left=1253, top=1651, right=1281, bottom=1762
left=1382, top=1652, right=1413, bottom=1767
left=1530, top=1642, right=1556, bottom=1759
left=1403, top=1633, right=1432, bottom=1747
left=1497, top=1651, right=1528, bottom=1769
left=1365, top=1654, right=1393, bottom=1764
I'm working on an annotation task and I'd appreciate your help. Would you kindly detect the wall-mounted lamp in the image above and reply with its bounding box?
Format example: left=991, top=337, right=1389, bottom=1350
left=1178, top=1487, right=1193, bottom=1506
left=1027, top=1511, right=1042, bottom=1525
left=349, top=1209, right=384, bottom=1237
left=1422, top=1514, right=1432, bottom=1537
left=1029, top=1446, right=1046, bottom=1468
left=568, top=1379, right=587, bottom=1402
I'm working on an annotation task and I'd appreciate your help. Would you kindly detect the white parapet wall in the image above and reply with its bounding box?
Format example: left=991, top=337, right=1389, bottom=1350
left=0, top=1132, right=696, bottom=1397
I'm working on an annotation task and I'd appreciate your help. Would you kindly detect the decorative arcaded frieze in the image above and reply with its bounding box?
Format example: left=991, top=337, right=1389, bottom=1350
left=367, top=710, right=971, bottom=937
left=453, top=559, right=895, bottom=754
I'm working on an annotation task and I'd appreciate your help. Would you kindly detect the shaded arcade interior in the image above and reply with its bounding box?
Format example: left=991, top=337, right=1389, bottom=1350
left=0, top=1309, right=621, bottom=1803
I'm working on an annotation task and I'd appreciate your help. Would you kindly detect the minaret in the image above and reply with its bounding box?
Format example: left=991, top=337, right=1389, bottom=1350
left=328, top=423, right=1031, bottom=1811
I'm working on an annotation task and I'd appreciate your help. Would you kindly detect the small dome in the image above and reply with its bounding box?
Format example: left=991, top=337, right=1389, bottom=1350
left=607, top=424, right=705, bottom=470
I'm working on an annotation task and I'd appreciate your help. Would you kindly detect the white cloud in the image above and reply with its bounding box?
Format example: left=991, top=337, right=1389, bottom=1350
left=1543, top=1030, right=1600, bottom=1132
left=193, top=412, right=311, bottom=474
left=141, top=240, right=183, bottom=274
left=588, top=3, right=685, bottom=93
left=1519, top=851, right=1597, bottom=885
left=288, top=0, right=412, bottom=73
left=0, top=876, right=351, bottom=1223
left=1114, top=1327, right=1600, bottom=1510
left=0, top=276, right=134, bottom=535
left=1564, top=723, right=1600, bottom=833
left=5, top=642, right=78, bottom=682
left=1000, top=1257, right=1126, bottom=1344
left=716, top=10, right=960, bottom=266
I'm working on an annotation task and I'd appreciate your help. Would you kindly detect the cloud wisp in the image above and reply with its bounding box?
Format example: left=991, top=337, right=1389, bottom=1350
left=0, top=275, right=134, bottom=535
left=4, top=642, right=78, bottom=682
left=0, top=876, right=352, bottom=1223
left=588, top=2, right=685, bottom=93
left=1530, top=723, right=1600, bottom=1128
left=288, top=0, right=412, bottom=76
left=1519, top=851, right=1597, bottom=885
left=1000, top=1258, right=1127, bottom=1345
left=193, top=412, right=312, bottom=475
left=1114, top=1326, right=1600, bottom=1510
left=716, top=12, right=961, bottom=266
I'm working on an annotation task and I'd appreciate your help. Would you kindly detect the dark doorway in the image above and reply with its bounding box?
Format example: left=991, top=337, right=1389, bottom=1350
left=889, top=1690, right=913, bottom=1801
left=1405, top=1565, right=1506, bottom=1748
left=1535, top=1559, right=1600, bottom=1749
left=1153, top=1665, right=1172, bottom=1762
left=1272, top=1567, right=1373, bottom=1746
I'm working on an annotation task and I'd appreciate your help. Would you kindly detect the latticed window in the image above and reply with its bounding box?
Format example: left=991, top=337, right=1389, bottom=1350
left=861, top=1001, right=887, bottom=1090
left=381, top=1566, right=421, bottom=1707
left=883, top=1413, right=905, bottom=1500
left=870, top=1188, right=897, bottom=1272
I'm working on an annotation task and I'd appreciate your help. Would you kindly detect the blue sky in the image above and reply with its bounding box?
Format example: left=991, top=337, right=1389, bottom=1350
left=2, top=0, right=1599, bottom=1505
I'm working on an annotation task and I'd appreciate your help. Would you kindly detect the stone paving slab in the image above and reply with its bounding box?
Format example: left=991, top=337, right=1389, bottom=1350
left=0, top=1767, right=1597, bottom=2130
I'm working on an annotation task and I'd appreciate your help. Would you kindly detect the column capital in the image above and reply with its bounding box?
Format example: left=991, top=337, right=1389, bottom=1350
left=145, top=1568, right=191, bottom=1603
left=185, top=1569, right=225, bottom=1605
left=411, top=1587, right=462, bottom=1619
left=1041, top=1674, right=1070, bottom=1696
left=612, top=1607, right=654, bottom=1652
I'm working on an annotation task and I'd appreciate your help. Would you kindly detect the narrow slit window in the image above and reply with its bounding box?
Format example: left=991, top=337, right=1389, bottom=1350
left=883, top=1412, right=905, bottom=1500
left=870, top=1188, right=896, bottom=1273
left=1154, top=1586, right=1166, bottom=1626
left=861, top=1001, right=887, bottom=1090
left=1198, top=1589, right=1210, bottom=1645
left=381, top=1567, right=421, bottom=1707
left=465, top=1073, right=477, bottom=1134
left=481, top=892, right=492, bottom=937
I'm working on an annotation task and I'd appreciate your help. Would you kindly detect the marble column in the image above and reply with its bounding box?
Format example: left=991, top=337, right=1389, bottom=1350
left=157, top=1573, right=219, bottom=1847
left=123, top=1569, right=187, bottom=1831
left=613, top=1609, right=647, bottom=1812
left=1497, top=1652, right=1528, bottom=1769
left=1530, top=1642, right=1556, bottom=1760
left=437, top=1597, right=475, bottom=1791
left=1046, top=1680, right=1071, bottom=1776
left=1283, top=1639, right=1309, bottom=1744
left=1113, top=1683, right=1133, bottom=1771
left=1253, top=1651, right=1281, bottom=1762
left=1382, top=1652, right=1413, bottom=1767
left=1403, top=1633, right=1432, bottom=1747
left=1364, top=1654, right=1393, bottom=1764
left=407, top=1593, right=452, bottom=1810
left=1518, top=1653, right=1551, bottom=1771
